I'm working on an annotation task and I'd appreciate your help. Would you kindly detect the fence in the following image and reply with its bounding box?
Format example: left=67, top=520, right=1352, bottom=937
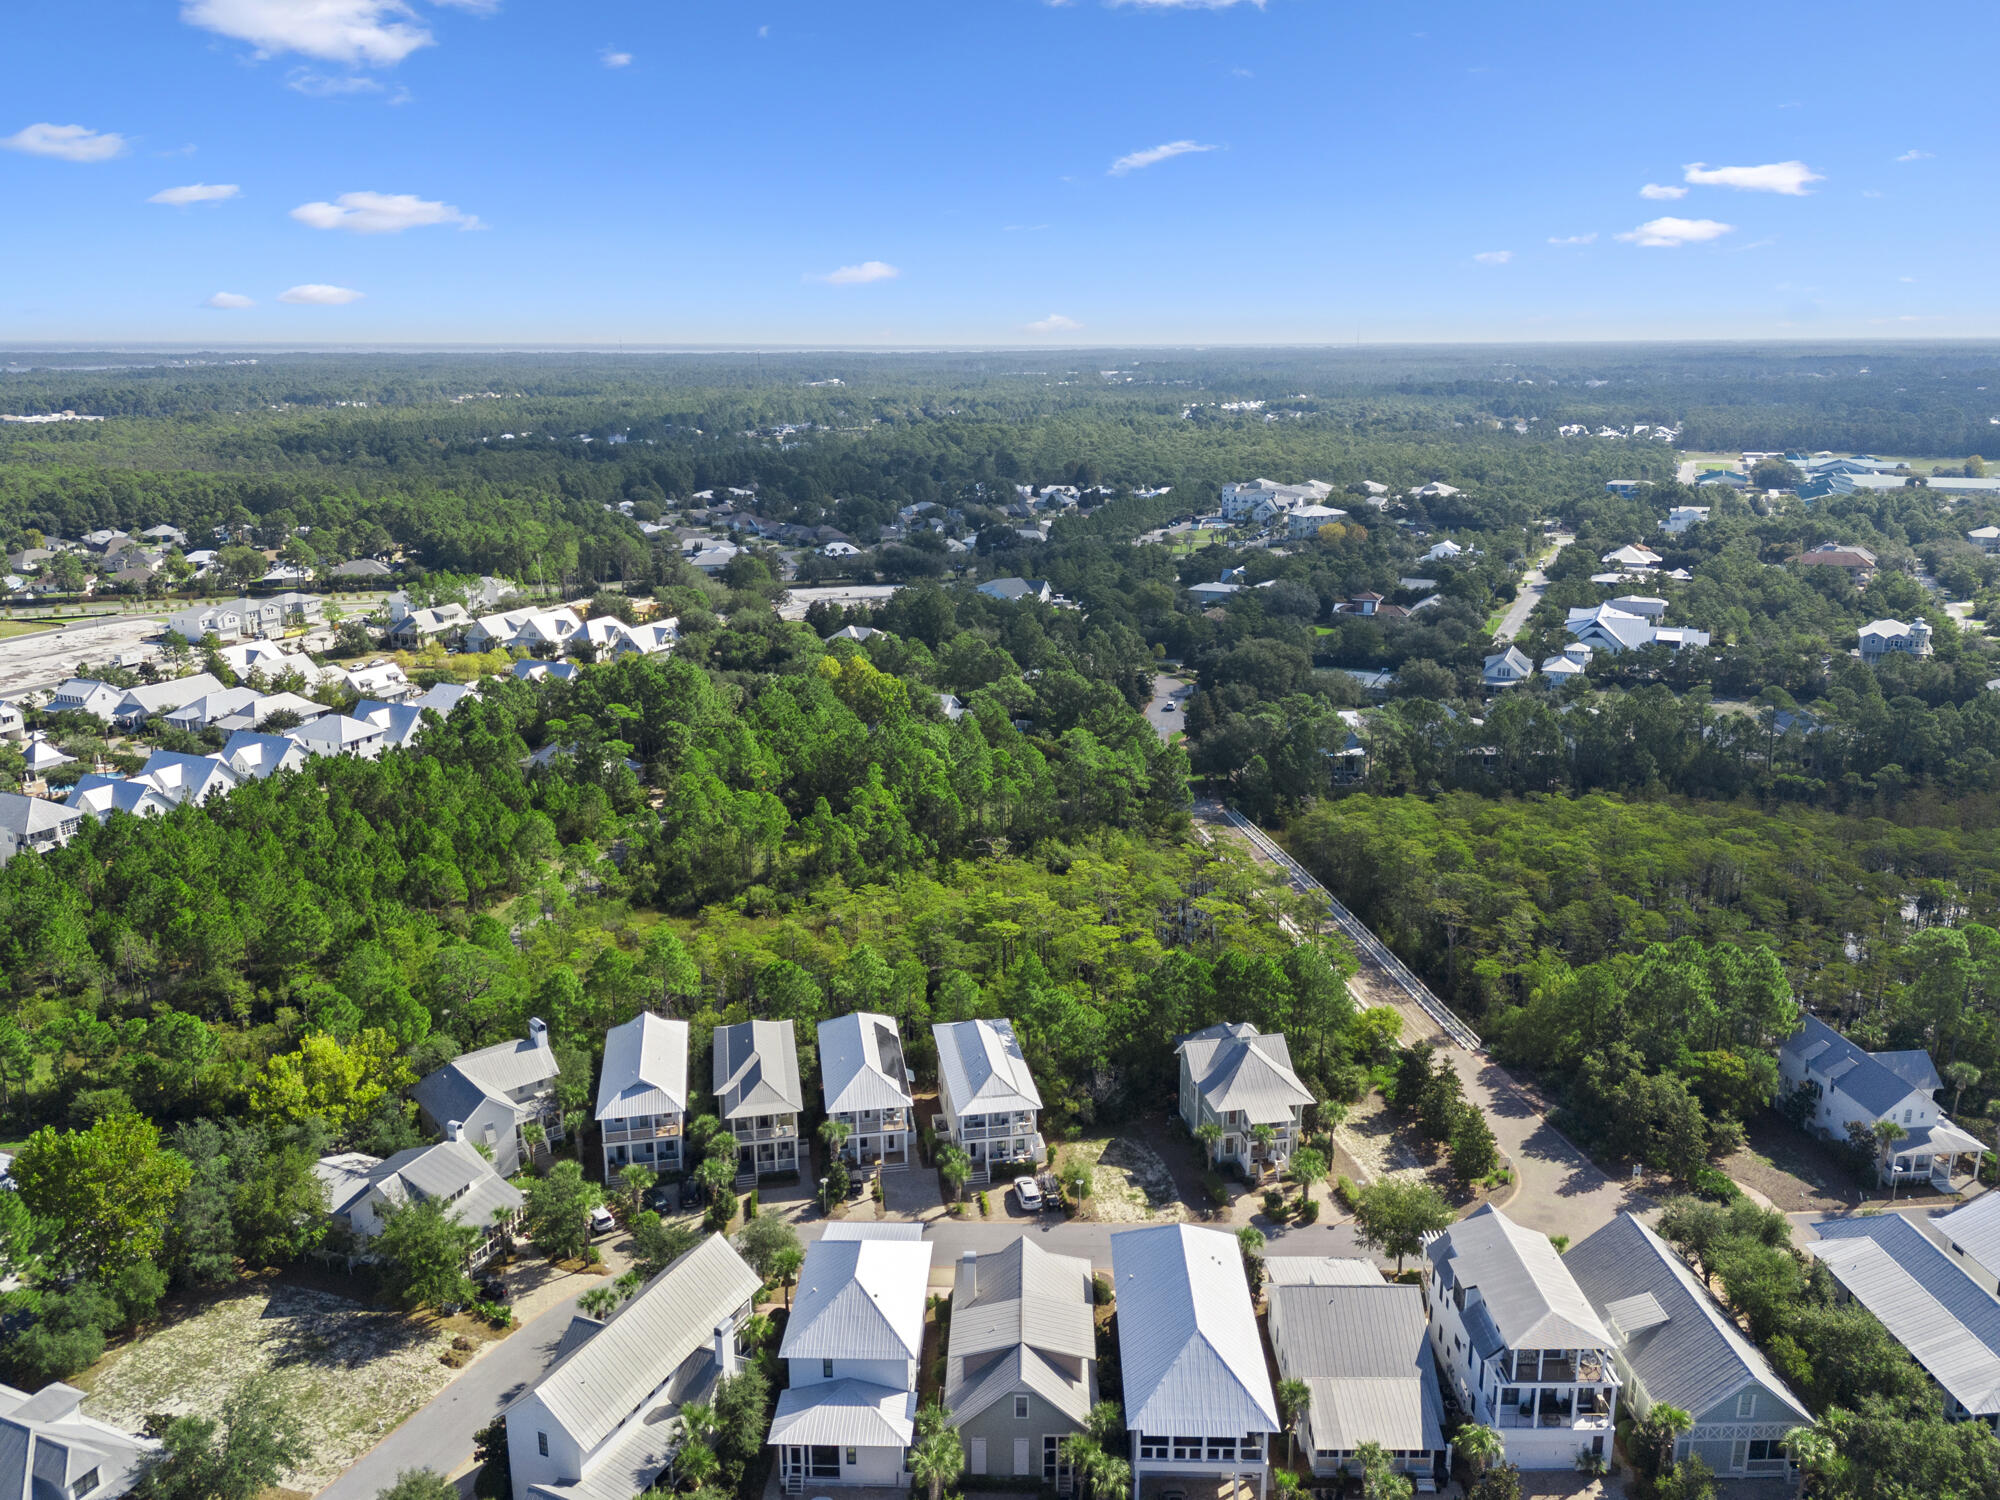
left=1217, top=806, right=1483, bottom=1052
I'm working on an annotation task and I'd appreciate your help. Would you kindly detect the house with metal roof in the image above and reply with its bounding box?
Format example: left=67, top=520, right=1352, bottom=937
left=1808, top=1212, right=2000, bottom=1427
left=1777, top=1015, right=1984, bottom=1188
left=1424, top=1205, right=1620, bottom=1469
left=132, top=750, right=240, bottom=807
left=66, top=776, right=173, bottom=823
left=946, top=1240, right=1097, bottom=1487
left=1176, top=1023, right=1313, bottom=1182
left=1482, top=645, right=1532, bottom=690
left=509, top=1234, right=762, bottom=1500
left=0, top=1380, right=158, bottom=1500
left=285, top=711, right=389, bottom=760
left=596, top=1012, right=688, bottom=1184
left=412, top=1018, right=563, bottom=1176
left=819, top=1012, right=915, bottom=1173
left=1114, top=1223, right=1280, bottom=1500
left=714, top=1019, right=803, bottom=1184
left=317, top=1136, right=524, bottom=1268
left=771, top=1225, right=932, bottom=1490
left=217, top=729, right=310, bottom=781
left=1567, top=1213, right=1809, bottom=1479
left=975, top=577, right=1052, bottom=605
left=1938, top=1191, right=2000, bottom=1293
left=1858, top=617, right=1935, bottom=664
left=109, top=672, right=225, bottom=727
left=1267, top=1265, right=1449, bottom=1488
left=933, top=1019, right=1045, bottom=1179
left=0, top=792, right=86, bottom=866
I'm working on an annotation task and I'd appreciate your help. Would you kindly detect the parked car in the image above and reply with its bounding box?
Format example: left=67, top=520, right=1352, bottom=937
left=643, top=1183, right=679, bottom=1215
left=588, top=1205, right=617, bottom=1236
left=1013, top=1175, right=1044, bottom=1213
left=473, top=1273, right=509, bottom=1304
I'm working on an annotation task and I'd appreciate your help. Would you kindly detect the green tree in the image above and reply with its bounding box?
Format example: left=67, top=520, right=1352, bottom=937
left=734, top=1213, right=801, bottom=1280
left=1457, top=1424, right=1504, bottom=1480
left=1350, top=1178, right=1452, bottom=1274
left=617, top=1162, right=656, bottom=1213
left=376, top=1197, right=478, bottom=1312
left=1640, top=1404, right=1695, bottom=1477
left=1356, top=1441, right=1413, bottom=1500
left=1449, top=1106, right=1500, bottom=1183
left=908, top=1403, right=965, bottom=1500
left=523, top=1159, right=601, bottom=1263
left=14, top=1113, right=192, bottom=1280
left=936, top=1142, right=971, bottom=1202
left=1276, top=1378, right=1310, bottom=1465
left=373, top=1471, right=458, bottom=1500
left=578, top=1287, right=620, bottom=1321
left=771, top=1244, right=804, bottom=1308
left=136, top=1376, right=312, bottom=1500
left=1288, top=1146, right=1328, bottom=1200
left=250, top=1029, right=412, bottom=1138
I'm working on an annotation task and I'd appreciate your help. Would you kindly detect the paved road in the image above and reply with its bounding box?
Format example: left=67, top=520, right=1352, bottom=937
left=315, top=1280, right=593, bottom=1500
left=1143, top=670, right=1189, bottom=742
left=1491, top=533, right=1571, bottom=645
left=1675, top=458, right=1699, bottom=484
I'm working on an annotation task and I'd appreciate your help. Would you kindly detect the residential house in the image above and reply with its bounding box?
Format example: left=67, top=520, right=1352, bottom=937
left=1776, top=1015, right=1984, bottom=1187
left=1115, top=1223, right=1280, bottom=1500
left=132, top=750, right=239, bottom=806
left=1608, top=595, right=1668, bottom=619
left=0, top=1381, right=158, bottom=1500
left=1187, top=580, right=1242, bottom=605
left=45, top=679, right=125, bottom=720
left=285, top=712, right=388, bottom=760
left=1695, top=470, right=1749, bottom=491
left=1940, top=1192, right=2000, bottom=1293
left=819, top=1012, right=915, bottom=1172
left=1789, top=542, right=1878, bottom=582
left=1565, top=604, right=1711, bottom=655
left=111, top=673, right=226, bottom=727
left=218, top=730, right=309, bottom=781
left=66, top=776, right=173, bottom=822
left=1808, top=1213, right=2000, bottom=1428
left=1409, top=481, right=1462, bottom=500
left=1542, top=645, right=1593, bottom=681
left=0, top=793, right=85, bottom=866
left=976, top=578, right=1053, bottom=605
left=465, top=606, right=586, bottom=656
left=596, top=1012, right=688, bottom=1184
left=933, top=1019, right=1045, bottom=1179
left=713, top=1019, right=803, bottom=1181
left=1221, top=479, right=1333, bottom=521
left=770, top=1226, right=932, bottom=1491
left=1605, top=480, right=1644, bottom=496
left=384, top=604, right=470, bottom=649
left=1287, top=504, right=1347, bottom=539
left=824, top=625, right=880, bottom=645
left=946, top=1240, right=1097, bottom=1488
left=1567, top=1213, right=1810, bottom=1479
left=509, top=1235, right=763, bottom=1500
left=318, top=1137, right=523, bottom=1267
left=411, top=1018, right=563, bottom=1177
left=1176, top=1022, right=1312, bottom=1180
left=0, top=701, right=22, bottom=741
left=215, top=639, right=296, bottom=680
left=161, top=686, right=265, bottom=732
left=1661, top=506, right=1711, bottom=534
left=331, top=558, right=393, bottom=578
left=1858, top=617, right=1935, bottom=664
left=20, top=736, right=75, bottom=776
left=1600, top=544, right=1664, bottom=570
left=1324, top=709, right=1370, bottom=784
left=1483, top=646, right=1533, bottom=689
left=165, top=603, right=245, bottom=643
left=80, top=529, right=129, bottom=552
left=1424, top=539, right=1465, bottom=563
left=1967, top=525, right=2000, bottom=555
left=512, top=659, right=582, bottom=685
left=1266, top=1259, right=1450, bottom=1487
left=1424, top=1204, right=1620, bottom=1469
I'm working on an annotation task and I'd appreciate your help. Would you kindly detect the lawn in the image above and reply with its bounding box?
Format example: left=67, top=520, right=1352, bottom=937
left=77, top=1279, right=466, bottom=1491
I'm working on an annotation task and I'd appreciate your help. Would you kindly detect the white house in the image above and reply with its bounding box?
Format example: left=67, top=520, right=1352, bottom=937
left=1777, top=1015, right=1985, bottom=1188
left=1287, top=504, right=1348, bottom=539
left=285, top=713, right=388, bottom=760
left=1424, top=539, right=1465, bottom=563
left=1483, top=645, right=1533, bottom=689
left=932, top=1019, right=1045, bottom=1178
left=1541, top=645, right=1592, bottom=681
left=1427, top=1205, right=1619, bottom=1470
left=132, top=750, right=239, bottom=806
left=1967, top=525, right=2000, bottom=555
left=819, top=1012, right=915, bottom=1172
left=714, top=1019, right=803, bottom=1182
left=1600, top=544, right=1663, bottom=570
left=1858, top=618, right=1934, bottom=664
left=45, top=679, right=126, bottom=720
left=384, top=604, right=471, bottom=649
left=218, top=730, right=309, bottom=781
left=111, top=673, right=226, bottom=727
left=1566, top=604, right=1710, bottom=655
left=411, top=1018, right=563, bottom=1177
left=1115, top=1223, right=1280, bottom=1500
left=770, top=1226, right=932, bottom=1491
left=317, top=1137, right=523, bottom=1267
left=0, top=1381, right=159, bottom=1500
left=976, top=578, right=1053, bottom=605
left=509, top=1235, right=762, bottom=1500
left=166, top=603, right=245, bottom=642
left=1176, top=1022, right=1312, bottom=1181
left=66, top=776, right=173, bottom=823
left=0, top=793, right=85, bottom=866
left=1221, top=479, right=1332, bottom=521
left=1661, top=506, right=1711, bottom=535
left=465, top=606, right=585, bottom=655
left=595, top=1012, right=688, bottom=1184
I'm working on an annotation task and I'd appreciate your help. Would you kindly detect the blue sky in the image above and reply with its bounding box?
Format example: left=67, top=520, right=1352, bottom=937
left=2, top=0, right=1994, bottom=346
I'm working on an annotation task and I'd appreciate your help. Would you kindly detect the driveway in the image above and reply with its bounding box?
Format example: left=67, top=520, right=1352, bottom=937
left=1492, top=533, right=1571, bottom=645
left=1143, top=671, right=1189, bottom=742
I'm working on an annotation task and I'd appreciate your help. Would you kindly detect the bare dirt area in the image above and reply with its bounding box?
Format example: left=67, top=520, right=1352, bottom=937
left=1058, top=1134, right=1190, bottom=1223
left=0, top=613, right=167, bottom=698
left=1722, top=1113, right=1864, bottom=1214
left=1333, top=1094, right=1431, bottom=1187
left=77, top=1281, right=463, bottom=1492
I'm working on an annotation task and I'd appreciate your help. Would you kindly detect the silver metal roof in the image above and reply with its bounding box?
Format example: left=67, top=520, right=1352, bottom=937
left=1177, top=1026, right=1314, bottom=1124
left=595, top=1012, right=689, bottom=1121
left=413, top=1025, right=560, bottom=1123
left=1267, top=1280, right=1444, bottom=1455
left=769, top=1381, right=917, bottom=1448
left=934, top=1018, right=1042, bottom=1117
left=0, top=1381, right=157, bottom=1500
left=712, top=1019, right=803, bottom=1118
left=1780, top=1015, right=1935, bottom=1118
left=1425, top=1204, right=1613, bottom=1354
left=818, top=1011, right=915, bottom=1115
left=1264, top=1257, right=1383, bottom=1287
left=528, top=1233, right=761, bottom=1454
left=781, top=1236, right=931, bottom=1362
left=1113, top=1223, right=1279, bottom=1438
left=1939, top=1189, right=2000, bottom=1283
left=1568, top=1214, right=1808, bottom=1426
left=945, top=1240, right=1097, bottom=1425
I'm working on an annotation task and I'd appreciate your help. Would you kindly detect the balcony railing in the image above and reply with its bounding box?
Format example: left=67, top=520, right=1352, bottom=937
left=954, top=1117, right=1040, bottom=1141
left=840, top=1109, right=909, bottom=1132
left=603, top=1119, right=682, bottom=1141
left=728, top=1121, right=797, bottom=1142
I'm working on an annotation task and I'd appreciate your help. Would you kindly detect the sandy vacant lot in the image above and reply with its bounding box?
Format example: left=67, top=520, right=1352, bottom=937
left=0, top=614, right=166, bottom=699
left=79, top=1282, right=460, bottom=1492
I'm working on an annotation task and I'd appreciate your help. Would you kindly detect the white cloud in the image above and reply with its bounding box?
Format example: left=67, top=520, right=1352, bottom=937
left=1682, top=160, right=1823, bottom=195
left=2, top=123, right=127, bottom=162
left=1548, top=233, right=1597, bottom=245
left=1896, top=149, right=1932, bottom=162
left=757, top=24, right=770, bottom=37
left=1026, top=313, right=1082, bottom=333
left=291, top=190, right=484, bottom=233
left=1473, top=250, right=1512, bottom=265
left=181, top=0, right=439, bottom=67
left=1615, top=216, right=1734, bottom=248
left=204, top=292, right=255, bottom=309
left=1109, top=139, right=1216, bottom=175
left=808, top=261, right=901, bottom=285
left=1639, top=183, right=1687, bottom=200
left=278, top=283, right=364, bottom=305
left=601, top=49, right=632, bottom=67
left=285, top=69, right=384, bottom=96
left=150, top=182, right=240, bottom=205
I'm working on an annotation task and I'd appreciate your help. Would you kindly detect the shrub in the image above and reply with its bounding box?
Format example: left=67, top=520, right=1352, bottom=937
left=1335, top=1175, right=1362, bottom=1210
left=1691, top=1166, right=1741, bottom=1202
left=976, top=1190, right=990, bottom=1217
left=1296, top=1197, right=1320, bottom=1225
left=742, top=1191, right=758, bottom=1220
left=1092, top=1274, right=1112, bottom=1305
left=1202, top=1171, right=1229, bottom=1207
left=1262, top=1189, right=1287, bottom=1220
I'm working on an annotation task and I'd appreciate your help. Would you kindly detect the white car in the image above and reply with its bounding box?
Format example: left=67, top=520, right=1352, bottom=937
left=588, top=1206, right=617, bottom=1236
left=1014, top=1176, right=1044, bottom=1213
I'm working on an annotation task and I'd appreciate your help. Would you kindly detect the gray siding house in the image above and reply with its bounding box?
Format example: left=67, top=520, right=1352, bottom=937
left=713, top=1019, right=803, bottom=1181
left=595, top=1012, right=688, bottom=1184
left=411, top=1019, right=563, bottom=1177
left=946, top=1239, right=1097, bottom=1489
left=1176, top=1023, right=1312, bottom=1181
left=1567, top=1213, right=1810, bottom=1479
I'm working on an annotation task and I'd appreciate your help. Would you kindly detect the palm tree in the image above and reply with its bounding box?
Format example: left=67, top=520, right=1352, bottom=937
left=674, top=1439, right=718, bottom=1492
left=1195, top=1120, right=1223, bottom=1164
left=1944, top=1060, right=1982, bottom=1117
left=1093, top=1455, right=1130, bottom=1500
left=1874, top=1119, right=1908, bottom=1195
left=1787, top=1419, right=1842, bottom=1500
left=1251, top=1122, right=1277, bottom=1175
left=1643, top=1404, right=1694, bottom=1474
left=578, top=1287, right=619, bottom=1320
left=678, top=1401, right=716, bottom=1446
left=908, top=1403, right=964, bottom=1500
left=937, top=1143, right=972, bottom=1202
left=1272, top=1471, right=1306, bottom=1500
left=1288, top=1147, right=1328, bottom=1204
left=618, top=1161, right=656, bottom=1212
left=1058, top=1435, right=1102, bottom=1500
left=1455, top=1423, right=1503, bottom=1480
left=772, top=1244, right=804, bottom=1308
left=818, top=1117, right=853, bottom=1163
left=1276, top=1378, right=1310, bottom=1465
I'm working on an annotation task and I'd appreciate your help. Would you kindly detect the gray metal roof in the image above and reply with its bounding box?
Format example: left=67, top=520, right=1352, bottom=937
left=0, top=793, right=83, bottom=838
left=1780, top=1015, right=1934, bottom=1118
left=1425, top=1204, right=1612, bottom=1354
left=1264, top=1257, right=1383, bottom=1287
left=945, top=1240, right=1097, bottom=1425
left=712, top=1019, right=802, bottom=1118
left=821, top=1223, right=924, bottom=1242
left=1939, top=1190, right=2000, bottom=1283
left=1267, top=1283, right=1443, bottom=1455
left=363, top=1140, right=526, bottom=1230
left=769, top=1381, right=917, bottom=1448
left=1809, top=1213, right=2000, bottom=1415
left=529, top=1233, right=761, bottom=1454
left=934, top=1018, right=1042, bottom=1117
left=596, top=1012, right=689, bottom=1122
left=0, top=1380, right=157, bottom=1500
left=413, top=1025, right=560, bottom=1124
left=818, top=1011, right=914, bottom=1115
left=1177, top=1026, right=1314, bottom=1124
left=1113, top=1223, right=1279, bottom=1438
left=781, top=1236, right=931, bottom=1362
left=1567, top=1214, right=1808, bottom=1426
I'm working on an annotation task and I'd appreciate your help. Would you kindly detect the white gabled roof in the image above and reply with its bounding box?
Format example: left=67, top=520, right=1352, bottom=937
left=595, top=1011, right=689, bottom=1122
left=1939, top=1190, right=2000, bottom=1284
left=818, top=1011, right=914, bottom=1115
left=713, top=1019, right=803, bottom=1118
left=769, top=1382, right=917, bottom=1448
left=934, top=1018, right=1041, bottom=1117
left=1426, top=1204, right=1613, bottom=1355
left=1113, top=1223, right=1279, bottom=1438
left=1177, top=1024, right=1313, bottom=1124
left=781, top=1235, right=932, bottom=1362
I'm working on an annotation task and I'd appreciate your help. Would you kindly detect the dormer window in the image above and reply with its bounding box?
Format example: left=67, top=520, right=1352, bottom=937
left=70, top=1470, right=100, bottom=1499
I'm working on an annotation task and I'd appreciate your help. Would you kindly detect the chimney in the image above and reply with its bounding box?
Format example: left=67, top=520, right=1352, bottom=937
left=960, top=1250, right=977, bottom=1302
left=715, top=1320, right=737, bottom=1380
left=528, top=1017, right=549, bottom=1049
left=446, top=1120, right=464, bottom=1143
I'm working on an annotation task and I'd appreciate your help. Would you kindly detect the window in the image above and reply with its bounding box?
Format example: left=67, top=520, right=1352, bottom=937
left=1736, top=1391, right=1757, bottom=1420
left=823, top=1358, right=835, bottom=1379
left=69, top=1471, right=100, bottom=1500
left=809, top=1447, right=840, bottom=1479
left=1015, top=1395, right=1031, bottom=1420
left=1904, top=1109, right=1914, bottom=1124
left=1139, top=1438, right=1168, bottom=1462
left=1171, top=1437, right=1202, bottom=1462
left=1206, top=1438, right=1237, bottom=1462
left=845, top=1449, right=858, bottom=1468
left=1044, top=1435, right=1074, bottom=1487
left=537, top=1433, right=549, bottom=1457
left=1747, top=1439, right=1782, bottom=1464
